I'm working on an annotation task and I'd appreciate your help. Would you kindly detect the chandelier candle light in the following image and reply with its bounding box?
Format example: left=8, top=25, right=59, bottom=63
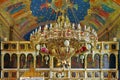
left=30, top=14, right=98, bottom=68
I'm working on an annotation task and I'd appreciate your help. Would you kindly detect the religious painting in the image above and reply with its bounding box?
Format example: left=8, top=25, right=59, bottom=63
left=103, top=54, right=109, bottom=68
left=109, top=54, right=116, bottom=68
left=87, top=72, right=92, bottom=78
left=12, top=72, right=17, bottom=78
left=27, top=44, right=32, bottom=50
left=4, top=53, right=10, bottom=68
left=71, top=72, right=76, bottom=77
left=111, top=72, right=116, bottom=78
left=103, top=72, right=108, bottom=78
left=20, top=54, right=26, bottom=68
left=95, top=71, right=100, bottom=77
left=87, top=54, right=94, bottom=68
left=78, top=71, right=85, bottom=78
left=19, top=44, right=25, bottom=50
left=27, top=54, right=34, bottom=68
left=11, top=54, right=17, bottom=68
left=11, top=44, right=17, bottom=50
left=4, top=72, right=8, bottom=78
left=71, top=55, right=84, bottom=68
left=36, top=53, right=42, bottom=68
left=104, top=44, right=109, bottom=50
left=111, top=44, right=117, bottom=50
left=94, top=54, right=100, bottom=68
left=44, top=71, right=49, bottom=77
left=3, top=43, right=9, bottom=50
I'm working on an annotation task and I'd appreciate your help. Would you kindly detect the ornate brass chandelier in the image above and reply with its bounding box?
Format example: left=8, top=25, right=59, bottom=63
left=30, top=12, right=98, bottom=68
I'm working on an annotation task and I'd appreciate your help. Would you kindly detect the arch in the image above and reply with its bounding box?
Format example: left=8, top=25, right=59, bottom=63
left=11, top=53, right=17, bottom=68
left=94, top=54, right=100, bottom=68
left=36, top=53, right=42, bottom=68
left=20, top=54, right=26, bottom=68
left=4, top=53, right=10, bottom=68
left=87, top=54, right=94, bottom=68
left=109, top=53, right=116, bottom=68
left=103, top=54, right=109, bottom=68
left=27, top=53, right=34, bottom=68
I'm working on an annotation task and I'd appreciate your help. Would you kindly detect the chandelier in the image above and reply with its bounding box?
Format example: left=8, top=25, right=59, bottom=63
left=30, top=12, right=98, bottom=68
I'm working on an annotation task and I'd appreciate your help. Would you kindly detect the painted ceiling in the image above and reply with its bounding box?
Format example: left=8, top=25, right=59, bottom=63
left=0, top=0, right=120, bottom=41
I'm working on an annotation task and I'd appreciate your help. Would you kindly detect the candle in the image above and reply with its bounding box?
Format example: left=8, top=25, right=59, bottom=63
left=113, top=37, right=117, bottom=41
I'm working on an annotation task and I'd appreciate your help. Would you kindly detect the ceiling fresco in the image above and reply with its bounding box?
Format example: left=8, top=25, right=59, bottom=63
left=30, top=0, right=90, bottom=23
left=0, top=0, right=120, bottom=41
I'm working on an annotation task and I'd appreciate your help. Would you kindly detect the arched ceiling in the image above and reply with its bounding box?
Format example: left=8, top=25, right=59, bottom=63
left=0, top=0, right=120, bottom=41
left=30, top=0, right=90, bottom=23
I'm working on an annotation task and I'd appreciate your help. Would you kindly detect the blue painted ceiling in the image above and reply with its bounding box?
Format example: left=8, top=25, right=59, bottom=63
left=30, top=0, right=90, bottom=23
